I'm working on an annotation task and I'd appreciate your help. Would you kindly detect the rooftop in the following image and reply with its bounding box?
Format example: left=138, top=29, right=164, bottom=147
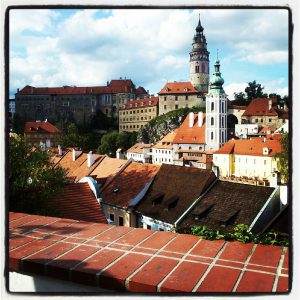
left=100, top=162, right=160, bottom=209
left=121, top=97, right=159, bottom=110
left=214, top=137, right=282, bottom=157
left=152, top=130, right=178, bottom=149
left=127, top=143, right=152, bottom=154
left=51, top=183, right=107, bottom=224
left=173, top=113, right=206, bottom=144
left=24, top=121, right=61, bottom=134
left=158, top=82, right=200, bottom=95
left=135, top=164, right=216, bottom=224
left=178, top=181, right=275, bottom=232
left=9, top=212, right=289, bottom=293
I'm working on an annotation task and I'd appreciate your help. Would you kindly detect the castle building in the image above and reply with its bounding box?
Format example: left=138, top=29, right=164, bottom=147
left=189, top=15, right=210, bottom=93
left=205, top=58, right=228, bottom=151
left=15, top=79, right=148, bottom=124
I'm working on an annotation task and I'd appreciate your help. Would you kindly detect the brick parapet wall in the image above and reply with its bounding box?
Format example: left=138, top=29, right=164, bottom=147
left=9, top=212, right=289, bottom=293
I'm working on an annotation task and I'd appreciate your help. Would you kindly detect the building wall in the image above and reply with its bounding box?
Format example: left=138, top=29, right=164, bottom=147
left=139, top=215, right=173, bottom=232
left=235, top=124, right=259, bottom=139
left=24, top=132, right=61, bottom=147
left=102, top=204, right=137, bottom=228
left=213, top=153, right=278, bottom=181
left=242, top=115, right=286, bottom=129
left=158, top=94, right=205, bottom=115
left=119, top=105, right=158, bottom=132
left=228, top=108, right=246, bottom=125
left=152, top=148, right=173, bottom=165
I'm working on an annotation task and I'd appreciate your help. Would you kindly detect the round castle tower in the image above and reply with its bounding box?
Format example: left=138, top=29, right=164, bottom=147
left=189, top=15, right=210, bottom=93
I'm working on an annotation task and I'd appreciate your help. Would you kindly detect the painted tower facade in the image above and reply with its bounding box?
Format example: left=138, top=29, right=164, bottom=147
left=189, top=16, right=210, bottom=93
left=205, top=58, right=227, bottom=151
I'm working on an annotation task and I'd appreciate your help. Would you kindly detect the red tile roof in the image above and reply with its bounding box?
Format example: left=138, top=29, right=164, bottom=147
left=242, top=98, right=278, bottom=117
left=122, top=97, right=158, bottom=109
left=9, top=211, right=289, bottom=293
left=50, top=183, right=107, bottom=223
left=153, top=130, right=178, bottom=149
left=258, top=127, right=277, bottom=134
left=24, top=121, right=60, bottom=134
left=18, top=80, right=146, bottom=96
left=228, top=104, right=247, bottom=110
left=158, top=82, right=199, bottom=95
left=100, top=162, right=160, bottom=208
left=173, top=113, right=206, bottom=144
left=214, top=137, right=282, bottom=157
left=127, top=143, right=152, bottom=154
left=90, top=156, right=128, bottom=185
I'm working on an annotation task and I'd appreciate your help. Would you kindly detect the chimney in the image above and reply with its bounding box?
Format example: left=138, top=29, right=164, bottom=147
left=268, top=99, right=272, bottom=110
left=87, top=151, right=95, bottom=168
left=189, top=112, right=194, bottom=128
left=198, top=112, right=203, bottom=127
left=72, top=148, right=82, bottom=161
left=44, top=118, right=47, bottom=122
left=58, top=145, right=62, bottom=156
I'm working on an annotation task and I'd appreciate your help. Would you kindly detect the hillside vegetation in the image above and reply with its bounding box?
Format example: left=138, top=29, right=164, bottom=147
left=137, top=106, right=205, bottom=144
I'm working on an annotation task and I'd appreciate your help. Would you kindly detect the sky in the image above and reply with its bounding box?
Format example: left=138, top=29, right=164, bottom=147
left=9, top=8, right=289, bottom=100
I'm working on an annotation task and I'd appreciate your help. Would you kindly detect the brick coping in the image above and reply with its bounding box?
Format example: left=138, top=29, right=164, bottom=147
left=8, top=212, right=289, bottom=293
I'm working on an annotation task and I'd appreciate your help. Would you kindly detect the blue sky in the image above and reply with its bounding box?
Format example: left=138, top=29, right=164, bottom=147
left=9, top=8, right=289, bottom=99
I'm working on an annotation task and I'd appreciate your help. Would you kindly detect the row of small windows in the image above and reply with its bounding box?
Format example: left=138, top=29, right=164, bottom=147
left=210, top=102, right=226, bottom=113
left=164, top=96, right=189, bottom=101
left=120, top=124, right=144, bottom=130
left=109, top=214, right=124, bottom=226
left=154, top=157, right=171, bottom=163
left=164, top=105, right=179, bottom=110
left=120, top=115, right=152, bottom=122
left=215, top=156, right=268, bottom=166
left=154, top=149, right=172, bottom=155
left=209, top=116, right=226, bottom=127
left=120, top=108, right=155, bottom=115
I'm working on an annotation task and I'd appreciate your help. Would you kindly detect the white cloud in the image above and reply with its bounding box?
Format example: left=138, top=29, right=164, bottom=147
left=224, top=82, right=248, bottom=100
left=9, top=8, right=288, bottom=98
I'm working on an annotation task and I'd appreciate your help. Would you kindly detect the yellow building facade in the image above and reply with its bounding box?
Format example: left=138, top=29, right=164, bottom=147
left=119, top=97, right=158, bottom=132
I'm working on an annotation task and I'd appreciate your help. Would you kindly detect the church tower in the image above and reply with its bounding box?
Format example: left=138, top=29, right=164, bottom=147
left=205, top=56, right=227, bottom=151
left=189, top=15, right=210, bottom=93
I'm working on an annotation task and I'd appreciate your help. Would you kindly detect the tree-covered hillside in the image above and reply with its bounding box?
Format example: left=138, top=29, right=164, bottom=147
left=137, top=106, right=205, bottom=144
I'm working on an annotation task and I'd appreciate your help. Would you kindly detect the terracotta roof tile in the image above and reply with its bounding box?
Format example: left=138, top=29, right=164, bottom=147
left=51, top=183, right=107, bottom=223
left=158, top=82, right=200, bottom=95
left=179, top=181, right=275, bottom=232
left=24, top=121, right=60, bottom=134
left=153, top=130, right=178, bottom=149
left=214, top=137, right=282, bottom=157
left=122, top=97, right=158, bottom=109
left=90, top=157, right=128, bottom=184
left=242, top=98, right=278, bottom=117
left=127, top=143, right=152, bottom=154
left=100, top=162, right=160, bottom=208
left=173, top=113, right=206, bottom=144
left=135, top=164, right=216, bottom=224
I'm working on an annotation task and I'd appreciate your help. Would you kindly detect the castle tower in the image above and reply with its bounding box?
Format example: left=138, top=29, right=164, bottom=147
left=205, top=55, right=227, bottom=151
left=189, top=15, right=210, bottom=93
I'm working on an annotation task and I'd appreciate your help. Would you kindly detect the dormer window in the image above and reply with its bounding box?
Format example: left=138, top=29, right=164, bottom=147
left=165, top=87, right=169, bottom=92
left=184, top=88, right=188, bottom=92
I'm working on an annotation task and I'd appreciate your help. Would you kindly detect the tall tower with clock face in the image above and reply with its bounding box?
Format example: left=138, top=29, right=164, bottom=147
left=189, top=15, right=210, bottom=93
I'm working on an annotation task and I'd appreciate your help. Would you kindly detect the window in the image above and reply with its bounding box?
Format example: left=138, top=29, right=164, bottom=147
left=119, top=216, right=124, bottom=226
left=211, top=117, right=214, bottom=126
left=211, top=132, right=214, bottom=140
left=185, top=95, right=188, bottom=100
left=175, top=105, right=178, bottom=109
left=261, top=119, right=263, bottom=122
left=211, top=102, right=214, bottom=111
left=109, top=213, right=115, bottom=223
left=164, top=105, right=167, bottom=110
left=264, top=160, right=267, bottom=165
left=164, top=96, right=167, bottom=101
left=202, top=63, right=205, bottom=73
left=222, top=102, right=225, bottom=113
left=195, top=65, right=199, bottom=73
left=175, top=96, right=178, bottom=101
left=269, top=118, right=272, bottom=122
left=254, top=159, right=256, bottom=164
left=255, top=119, right=258, bottom=122
left=147, top=225, right=151, bottom=230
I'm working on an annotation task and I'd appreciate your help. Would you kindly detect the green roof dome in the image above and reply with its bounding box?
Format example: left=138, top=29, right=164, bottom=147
left=209, top=59, right=225, bottom=94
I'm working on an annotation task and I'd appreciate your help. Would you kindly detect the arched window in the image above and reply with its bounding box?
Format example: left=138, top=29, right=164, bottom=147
left=211, top=117, right=214, bottom=126
left=211, top=102, right=214, bottom=111
left=195, top=65, right=199, bottom=73
left=211, top=132, right=214, bottom=141
left=202, top=63, right=205, bottom=73
left=222, top=102, right=225, bottom=113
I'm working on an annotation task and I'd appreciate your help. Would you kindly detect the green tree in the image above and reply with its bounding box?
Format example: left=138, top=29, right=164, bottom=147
left=231, top=92, right=248, bottom=106
left=116, top=131, right=138, bottom=151
left=98, top=131, right=119, bottom=156
left=245, top=80, right=268, bottom=100
left=12, top=113, right=25, bottom=134
left=274, top=133, right=289, bottom=184
left=9, top=136, right=67, bottom=215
